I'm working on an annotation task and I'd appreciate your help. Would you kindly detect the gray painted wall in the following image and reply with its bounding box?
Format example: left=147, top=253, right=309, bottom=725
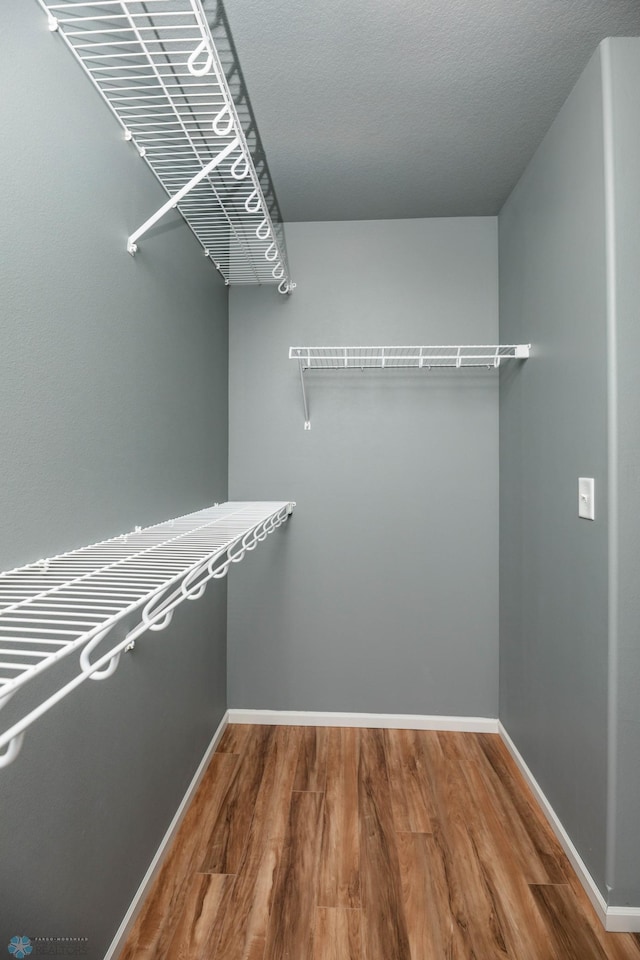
left=0, top=3, right=228, bottom=957
left=228, top=218, right=499, bottom=717
left=498, top=49, right=610, bottom=894
left=607, top=38, right=640, bottom=908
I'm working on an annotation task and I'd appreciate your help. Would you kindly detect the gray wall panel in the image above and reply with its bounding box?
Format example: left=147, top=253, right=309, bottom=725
left=228, top=218, right=499, bottom=718
left=499, top=49, right=609, bottom=895
left=0, top=3, right=228, bottom=956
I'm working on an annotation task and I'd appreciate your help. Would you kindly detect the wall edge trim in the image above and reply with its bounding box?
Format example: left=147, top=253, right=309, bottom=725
left=102, top=709, right=230, bottom=960
left=228, top=708, right=499, bottom=732
left=600, top=35, right=621, bottom=897
left=498, top=722, right=640, bottom=931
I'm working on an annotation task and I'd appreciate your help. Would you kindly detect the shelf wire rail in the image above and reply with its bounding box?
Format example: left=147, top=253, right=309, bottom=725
left=0, top=501, right=294, bottom=768
left=289, top=345, right=531, bottom=428
left=37, top=0, right=294, bottom=293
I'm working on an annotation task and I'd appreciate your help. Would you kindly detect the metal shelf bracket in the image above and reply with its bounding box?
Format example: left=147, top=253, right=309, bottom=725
left=297, top=357, right=311, bottom=430
left=128, top=137, right=240, bottom=255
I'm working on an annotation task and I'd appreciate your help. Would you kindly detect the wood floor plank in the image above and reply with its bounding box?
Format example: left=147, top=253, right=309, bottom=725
left=206, top=725, right=304, bottom=960
left=313, top=907, right=362, bottom=960
left=475, top=733, right=570, bottom=884
left=418, top=731, right=500, bottom=960
left=358, top=728, right=412, bottom=960
left=318, top=727, right=361, bottom=908
left=436, top=729, right=486, bottom=765
left=559, top=874, right=640, bottom=960
left=396, top=830, right=466, bottom=960
left=200, top=725, right=275, bottom=874
left=294, top=726, right=329, bottom=792
left=217, top=722, right=252, bottom=754
left=463, top=749, right=563, bottom=887
left=263, top=790, right=324, bottom=960
left=384, top=728, right=434, bottom=834
left=163, top=873, right=233, bottom=960
left=424, top=746, right=512, bottom=960
left=591, top=929, right=640, bottom=960
left=530, top=884, right=610, bottom=960
left=118, top=751, right=239, bottom=960
left=458, top=759, right=556, bottom=960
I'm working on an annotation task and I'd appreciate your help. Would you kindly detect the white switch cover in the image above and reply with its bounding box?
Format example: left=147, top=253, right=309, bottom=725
left=578, top=477, right=595, bottom=520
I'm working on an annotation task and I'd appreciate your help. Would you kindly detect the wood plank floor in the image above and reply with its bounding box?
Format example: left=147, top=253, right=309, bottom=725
left=119, top=726, right=640, bottom=960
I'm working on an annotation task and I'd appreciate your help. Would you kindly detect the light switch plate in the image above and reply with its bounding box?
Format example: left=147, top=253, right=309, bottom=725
left=578, top=477, right=595, bottom=520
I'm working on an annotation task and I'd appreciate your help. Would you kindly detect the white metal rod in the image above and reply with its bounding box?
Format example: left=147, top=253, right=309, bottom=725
left=298, top=358, right=310, bottom=430
left=47, top=0, right=174, bottom=6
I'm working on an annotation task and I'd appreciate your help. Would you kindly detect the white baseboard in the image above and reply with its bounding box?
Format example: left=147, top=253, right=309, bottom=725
left=103, top=709, right=230, bottom=960
left=499, top=721, right=640, bottom=933
left=228, top=708, right=499, bottom=734
left=605, top=907, right=640, bottom=933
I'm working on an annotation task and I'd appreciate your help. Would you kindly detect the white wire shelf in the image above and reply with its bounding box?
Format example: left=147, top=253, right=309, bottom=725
left=290, top=345, right=530, bottom=369
left=289, top=345, right=531, bottom=428
left=36, top=0, right=294, bottom=293
left=0, top=501, right=294, bottom=768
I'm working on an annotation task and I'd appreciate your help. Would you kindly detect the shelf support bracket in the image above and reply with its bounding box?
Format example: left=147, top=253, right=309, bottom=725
left=127, top=137, right=240, bottom=255
left=298, top=359, right=311, bottom=430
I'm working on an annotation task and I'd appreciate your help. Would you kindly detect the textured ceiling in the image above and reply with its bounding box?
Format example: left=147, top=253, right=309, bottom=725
left=222, top=0, right=640, bottom=221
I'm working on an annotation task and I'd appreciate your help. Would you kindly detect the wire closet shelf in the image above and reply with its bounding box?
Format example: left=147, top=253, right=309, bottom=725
left=0, top=501, right=294, bottom=768
left=37, top=0, right=293, bottom=293
left=290, top=345, right=531, bottom=369
left=289, top=345, right=531, bottom=428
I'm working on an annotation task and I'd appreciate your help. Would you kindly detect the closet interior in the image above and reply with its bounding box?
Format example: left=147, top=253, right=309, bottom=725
left=1, top=0, right=640, bottom=957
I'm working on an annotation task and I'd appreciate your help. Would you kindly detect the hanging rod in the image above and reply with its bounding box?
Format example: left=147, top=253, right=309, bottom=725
left=0, top=501, right=294, bottom=768
left=289, top=345, right=531, bottom=428
left=36, top=0, right=294, bottom=294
